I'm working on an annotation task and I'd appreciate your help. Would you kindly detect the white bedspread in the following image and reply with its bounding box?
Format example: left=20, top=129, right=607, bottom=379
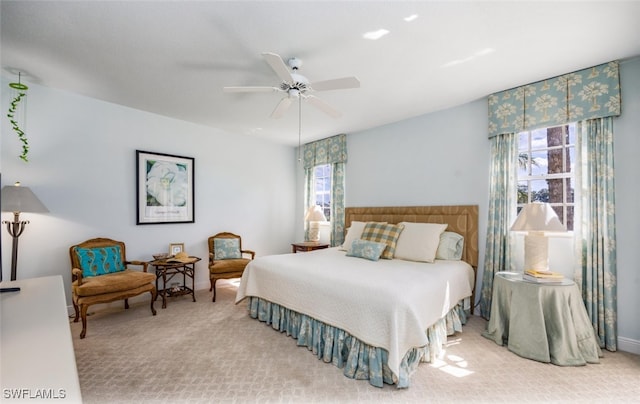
left=235, top=247, right=474, bottom=378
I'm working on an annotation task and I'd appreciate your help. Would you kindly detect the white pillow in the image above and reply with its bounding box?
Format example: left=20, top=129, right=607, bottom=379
left=394, top=222, right=448, bottom=263
left=340, top=221, right=386, bottom=251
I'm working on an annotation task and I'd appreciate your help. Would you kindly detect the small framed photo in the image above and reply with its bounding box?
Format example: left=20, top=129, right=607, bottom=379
left=169, top=243, right=184, bottom=256
left=136, top=150, right=195, bottom=224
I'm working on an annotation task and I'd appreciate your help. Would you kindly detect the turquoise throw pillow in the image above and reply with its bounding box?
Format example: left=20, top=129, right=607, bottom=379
left=214, top=238, right=241, bottom=260
left=75, top=246, right=126, bottom=277
left=346, top=239, right=387, bottom=261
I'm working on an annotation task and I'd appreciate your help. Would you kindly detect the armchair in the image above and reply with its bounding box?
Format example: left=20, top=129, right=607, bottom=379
left=69, top=237, right=157, bottom=338
left=207, top=232, right=255, bottom=302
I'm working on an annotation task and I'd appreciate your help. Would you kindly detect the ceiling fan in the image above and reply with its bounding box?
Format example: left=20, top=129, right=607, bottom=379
left=223, top=52, right=360, bottom=119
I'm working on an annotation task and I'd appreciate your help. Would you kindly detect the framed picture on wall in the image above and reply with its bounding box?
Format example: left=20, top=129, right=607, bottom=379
left=136, top=150, right=194, bottom=224
left=169, top=243, right=184, bottom=256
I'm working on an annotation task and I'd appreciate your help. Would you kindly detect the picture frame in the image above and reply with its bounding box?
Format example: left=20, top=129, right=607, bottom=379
left=136, top=150, right=194, bottom=224
left=169, top=243, right=185, bottom=256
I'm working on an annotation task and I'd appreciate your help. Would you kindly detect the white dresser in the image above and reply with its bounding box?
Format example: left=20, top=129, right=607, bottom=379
left=1, top=275, right=82, bottom=403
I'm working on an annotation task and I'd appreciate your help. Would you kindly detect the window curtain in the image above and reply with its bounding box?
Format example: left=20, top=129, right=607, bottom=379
left=302, top=134, right=347, bottom=247
left=488, top=61, right=621, bottom=138
left=480, top=133, right=517, bottom=319
left=574, top=117, right=617, bottom=351
left=483, top=61, right=621, bottom=323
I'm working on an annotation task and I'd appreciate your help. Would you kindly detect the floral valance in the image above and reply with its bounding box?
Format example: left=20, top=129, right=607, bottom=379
left=488, top=61, right=621, bottom=137
left=302, top=133, right=347, bottom=169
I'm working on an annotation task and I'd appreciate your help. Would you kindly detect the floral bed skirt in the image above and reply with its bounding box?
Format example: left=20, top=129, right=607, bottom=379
left=247, top=297, right=468, bottom=388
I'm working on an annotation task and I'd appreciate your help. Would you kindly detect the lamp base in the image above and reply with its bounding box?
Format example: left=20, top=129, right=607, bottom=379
left=524, top=231, right=549, bottom=271
left=307, top=223, right=320, bottom=242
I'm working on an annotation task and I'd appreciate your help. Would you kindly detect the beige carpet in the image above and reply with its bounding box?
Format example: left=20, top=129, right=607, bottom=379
left=70, top=282, right=640, bottom=403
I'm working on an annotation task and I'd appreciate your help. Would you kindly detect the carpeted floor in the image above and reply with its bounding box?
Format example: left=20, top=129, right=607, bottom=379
left=70, top=282, right=640, bottom=403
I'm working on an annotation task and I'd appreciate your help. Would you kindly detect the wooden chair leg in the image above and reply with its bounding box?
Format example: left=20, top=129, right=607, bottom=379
left=212, top=279, right=218, bottom=302
left=124, top=298, right=130, bottom=309
left=149, top=290, right=157, bottom=316
left=80, top=305, right=89, bottom=339
left=73, top=301, right=80, bottom=323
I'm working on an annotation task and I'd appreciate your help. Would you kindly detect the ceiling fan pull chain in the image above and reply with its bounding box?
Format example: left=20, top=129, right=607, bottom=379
left=298, top=98, right=302, bottom=162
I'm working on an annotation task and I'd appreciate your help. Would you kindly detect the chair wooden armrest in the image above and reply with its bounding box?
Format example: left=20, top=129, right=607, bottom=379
left=125, top=260, right=149, bottom=272
left=242, top=249, right=256, bottom=259
left=72, top=268, right=84, bottom=285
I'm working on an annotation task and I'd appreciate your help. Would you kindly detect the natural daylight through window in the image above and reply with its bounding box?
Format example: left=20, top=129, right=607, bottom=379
left=517, top=123, right=575, bottom=230
left=313, top=164, right=331, bottom=220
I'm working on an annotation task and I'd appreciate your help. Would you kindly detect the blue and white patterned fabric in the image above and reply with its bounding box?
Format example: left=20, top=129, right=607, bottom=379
left=346, top=239, right=387, bottom=261
left=436, top=232, right=464, bottom=260
left=575, top=117, right=617, bottom=351
left=247, top=297, right=467, bottom=388
left=213, top=238, right=241, bottom=260
left=488, top=61, right=620, bottom=137
left=480, top=133, right=517, bottom=319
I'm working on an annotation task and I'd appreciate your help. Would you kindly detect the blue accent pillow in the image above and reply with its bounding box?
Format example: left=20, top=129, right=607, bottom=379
left=214, top=238, right=241, bottom=260
left=436, top=232, right=464, bottom=260
left=346, top=239, right=387, bottom=261
left=75, top=246, right=126, bottom=277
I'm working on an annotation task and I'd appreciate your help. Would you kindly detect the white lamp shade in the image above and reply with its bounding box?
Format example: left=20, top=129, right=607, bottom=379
left=304, top=205, right=327, bottom=222
left=510, top=202, right=566, bottom=233
left=511, top=202, right=565, bottom=272
left=1, top=183, right=49, bottom=213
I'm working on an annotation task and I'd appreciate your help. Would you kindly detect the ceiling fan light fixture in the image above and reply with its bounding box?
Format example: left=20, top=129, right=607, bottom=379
left=289, top=89, right=300, bottom=98
left=288, top=57, right=302, bottom=70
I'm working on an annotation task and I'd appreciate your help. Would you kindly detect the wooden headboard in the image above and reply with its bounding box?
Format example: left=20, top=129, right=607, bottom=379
left=344, top=205, right=479, bottom=269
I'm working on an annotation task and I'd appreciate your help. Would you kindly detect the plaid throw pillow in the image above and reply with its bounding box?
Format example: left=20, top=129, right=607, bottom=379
left=360, top=222, right=405, bottom=259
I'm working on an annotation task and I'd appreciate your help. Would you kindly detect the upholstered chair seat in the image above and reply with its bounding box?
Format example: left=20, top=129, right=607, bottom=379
left=72, top=269, right=156, bottom=297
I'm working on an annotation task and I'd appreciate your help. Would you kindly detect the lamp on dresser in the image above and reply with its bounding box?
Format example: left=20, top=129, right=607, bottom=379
left=304, top=205, right=327, bottom=242
left=510, top=202, right=566, bottom=272
left=1, top=182, right=49, bottom=281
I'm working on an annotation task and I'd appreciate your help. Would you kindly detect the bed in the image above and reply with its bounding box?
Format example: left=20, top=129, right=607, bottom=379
left=235, top=205, right=479, bottom=388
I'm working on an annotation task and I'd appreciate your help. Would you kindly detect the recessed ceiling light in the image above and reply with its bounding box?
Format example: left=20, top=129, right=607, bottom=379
left=475, top=48, right=495, bottom=56
left=404, top=14, right=418, bottom=22
left=363, top=29, right=389, bottom=40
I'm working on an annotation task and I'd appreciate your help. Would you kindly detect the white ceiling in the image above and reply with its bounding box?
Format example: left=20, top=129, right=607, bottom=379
left=2, top=1, right=639, bottom=146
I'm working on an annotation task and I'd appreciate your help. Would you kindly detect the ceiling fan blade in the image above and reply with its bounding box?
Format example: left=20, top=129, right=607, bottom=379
left=271, top=97, right=293, bottom=119
left=223, top=86, right=279, bottom=93
left=305, top=95, right=342, bottom=118
left=262, top=52, right=294, bottom=83
left=310, top=76, right=360, bottom=91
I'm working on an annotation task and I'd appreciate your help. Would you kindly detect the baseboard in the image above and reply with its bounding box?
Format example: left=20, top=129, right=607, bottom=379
left=618, top=336, right=640, bottom=355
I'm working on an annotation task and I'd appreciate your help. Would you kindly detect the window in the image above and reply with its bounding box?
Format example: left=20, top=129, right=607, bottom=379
left=517, top=123, right=575, bottom=230
left=313, top=164, right=332, bottom=220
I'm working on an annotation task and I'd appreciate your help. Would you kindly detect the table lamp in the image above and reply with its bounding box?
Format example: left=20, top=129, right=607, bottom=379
left=1, top=182, right=49, bottom=281
left=305, top=205, right=327, bottom=242
left=510, top=202, right=566, bottom=272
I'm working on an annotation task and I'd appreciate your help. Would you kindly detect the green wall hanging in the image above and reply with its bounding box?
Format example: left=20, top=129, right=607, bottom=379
left=7, top=73, right=29, bottom=162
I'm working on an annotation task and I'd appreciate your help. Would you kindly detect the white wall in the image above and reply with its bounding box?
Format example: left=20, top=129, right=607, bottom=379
left=1, top=78, right=297, bottom=301
left=344, top=57, right=640, bottom=353
left=613, top=57, right=640, bottom=353
left=346, top=99, right=490, bottom=306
